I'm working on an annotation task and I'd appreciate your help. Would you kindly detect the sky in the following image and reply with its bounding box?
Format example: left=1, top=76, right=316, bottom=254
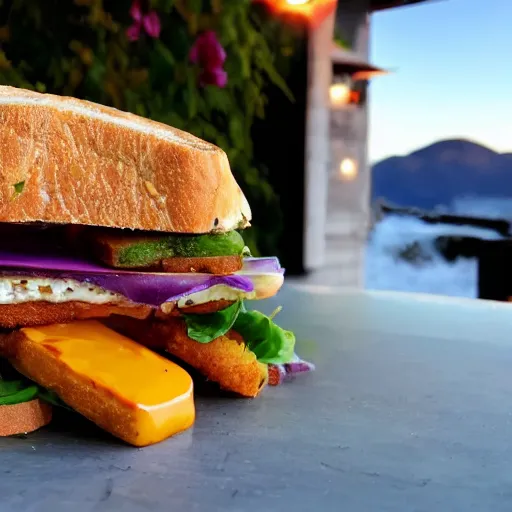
left=368, top=0, right=512, bottom=164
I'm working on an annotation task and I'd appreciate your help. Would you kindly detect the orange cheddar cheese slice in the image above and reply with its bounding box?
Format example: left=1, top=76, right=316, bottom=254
left=1, top=320, right=195, bottom=447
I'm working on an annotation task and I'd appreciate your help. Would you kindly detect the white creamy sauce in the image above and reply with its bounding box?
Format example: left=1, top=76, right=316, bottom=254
left=176, top=284, right=257, bottom=308
left=0, top=276, right=124, bottom=305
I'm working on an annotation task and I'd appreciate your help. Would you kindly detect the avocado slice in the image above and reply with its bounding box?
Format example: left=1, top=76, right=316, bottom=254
left=91, top=230, right=247, bottom=269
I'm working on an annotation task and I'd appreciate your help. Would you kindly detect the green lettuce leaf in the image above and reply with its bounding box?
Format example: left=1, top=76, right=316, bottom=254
left=184, top=300, right=243, bottom=343
left=182, top=300, right=296, bottom=364
left=0, top=380, right=39, bottom=406
left=0, top=377, right=72, bottom=410
left=233, top=309, right=296, bottom=364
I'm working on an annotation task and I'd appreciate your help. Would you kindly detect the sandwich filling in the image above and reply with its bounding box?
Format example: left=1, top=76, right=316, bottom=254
left=0, top=276, right=125, bottom=305
left=0, top=224, right=292, bottom=361
left=88, top=229, right=249, bottom=269
left=0, top=223, right=282, bottom=307
left=0, top=222, right=310, bottom=413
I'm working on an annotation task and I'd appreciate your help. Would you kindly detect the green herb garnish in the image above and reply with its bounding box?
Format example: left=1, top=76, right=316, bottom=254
left=183, top=300, right=296, bottom=364
left=0, top=380, right=39, bottom=406
left=13, top=181, right=25, bottom=195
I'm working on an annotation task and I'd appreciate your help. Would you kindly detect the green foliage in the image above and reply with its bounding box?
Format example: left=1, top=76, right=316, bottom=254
left=0, top=380, right=39, bottom=406
left=183, top=300, right=296, bottom=364
left=333, top=26, right=350, bottom=49
left=232, top=303, right=295, bottom=364
left=0, top=377, right=72, bottom=409
left=184, top=299, right=243, bottom=343
left=0, top=0, right=296, bottom=255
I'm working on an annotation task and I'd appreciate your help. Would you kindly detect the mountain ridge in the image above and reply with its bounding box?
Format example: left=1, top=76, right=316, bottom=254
left=371, top=139, right=512, bottom=210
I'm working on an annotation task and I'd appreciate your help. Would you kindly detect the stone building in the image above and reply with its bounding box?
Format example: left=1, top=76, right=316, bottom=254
left=253, top=0, right=430, bottom=286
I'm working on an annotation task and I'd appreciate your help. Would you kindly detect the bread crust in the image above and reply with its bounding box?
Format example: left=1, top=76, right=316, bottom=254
left=0, top=399, right=52, bottom=437
left=160, top=255, right=243, bottom=274
left=0, top=301, right=151, bottom=329
left=0, top=86, right=251, bottom=233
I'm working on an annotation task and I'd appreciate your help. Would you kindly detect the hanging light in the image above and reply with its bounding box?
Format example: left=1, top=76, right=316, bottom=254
left=339, top=158, right=358, bottom=180
left=329, top=72, right=357, bottom=108
left=330, top=42, right=389, bottom=109
left=330, top=83, right=351, bottom=106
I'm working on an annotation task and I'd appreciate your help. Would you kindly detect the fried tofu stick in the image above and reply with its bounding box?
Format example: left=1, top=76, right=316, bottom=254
left=106, top=315, right=268, bottom=398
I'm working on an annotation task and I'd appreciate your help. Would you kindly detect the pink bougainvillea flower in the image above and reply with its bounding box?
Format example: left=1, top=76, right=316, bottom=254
left=199, top=67, right=228, bottom=88
left=126, top=0, right=161, bottom=41
left=189, top=30, right=228, bottom=88
left=142, top=11, right=161, bottom=39
left=129, top=0, right=143, bottom=22
left=189, top=30, right=226, bottom=70
left=126, top=23, right=141, bottom=42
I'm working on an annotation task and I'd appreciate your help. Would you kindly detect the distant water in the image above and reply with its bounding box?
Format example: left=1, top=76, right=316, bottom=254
left=451, top=196, right=512, bottom=220
left=365, top=197, right=512, bottom=298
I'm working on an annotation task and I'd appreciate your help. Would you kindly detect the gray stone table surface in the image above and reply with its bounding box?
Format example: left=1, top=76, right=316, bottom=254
left=2, top=285, right=512, bottom=511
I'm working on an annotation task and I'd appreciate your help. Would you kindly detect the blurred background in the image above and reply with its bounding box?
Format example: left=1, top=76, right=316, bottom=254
left=1, top=0, right=510, bottom=301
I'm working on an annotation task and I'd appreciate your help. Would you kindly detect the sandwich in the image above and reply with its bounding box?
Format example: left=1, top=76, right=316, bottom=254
left=0, top=85, right=313, bottom=446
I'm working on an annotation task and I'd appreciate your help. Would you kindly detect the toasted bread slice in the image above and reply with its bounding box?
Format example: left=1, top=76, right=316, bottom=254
left=0, top=85, right=250, bottom=233
left=0, top=399, right=52, bottom=437
left=159, top=255, right=243, bottom=274
left=0, top=301, right=151, bottom=329
left=0, top=321, right=195, bottom=446
left=106, top=315, right=268, bottom=398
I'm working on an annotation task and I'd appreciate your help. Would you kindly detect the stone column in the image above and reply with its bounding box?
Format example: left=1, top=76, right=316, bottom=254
left=303, top=10, right=336, bottom=272
left=324, top=3, right=371, bottom=288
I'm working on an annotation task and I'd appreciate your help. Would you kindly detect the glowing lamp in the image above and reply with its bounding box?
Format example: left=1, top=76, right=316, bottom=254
left=339, top=158, right=358, bottom=180
left=330, top=42, right=389, bottom=109
left=329, top=83, right=351, bottom=106
left=253, top=0, right=337, bottom=28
